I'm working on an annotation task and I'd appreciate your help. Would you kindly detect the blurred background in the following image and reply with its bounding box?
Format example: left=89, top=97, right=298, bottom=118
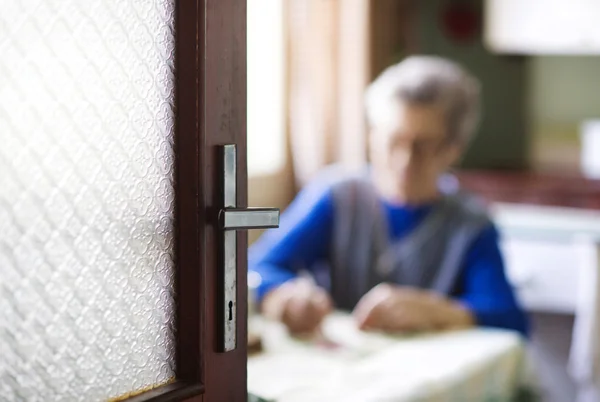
left=247, top=1, right=600, bottom=401
left=248, top=0, right=600, bottom=210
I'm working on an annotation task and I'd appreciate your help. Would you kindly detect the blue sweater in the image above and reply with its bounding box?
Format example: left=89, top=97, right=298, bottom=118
left=249, top=179, right=529, bottom=336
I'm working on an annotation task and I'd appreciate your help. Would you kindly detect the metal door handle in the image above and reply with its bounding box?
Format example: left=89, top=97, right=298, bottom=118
left=219, top=144, right=280, bottom=352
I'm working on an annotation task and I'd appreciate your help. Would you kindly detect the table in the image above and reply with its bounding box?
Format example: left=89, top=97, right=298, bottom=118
left=248, top=313, right=529, bottom=402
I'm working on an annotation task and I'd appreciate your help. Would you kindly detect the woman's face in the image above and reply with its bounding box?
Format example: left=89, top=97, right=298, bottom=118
left=369, top=101, right=460, bottom=204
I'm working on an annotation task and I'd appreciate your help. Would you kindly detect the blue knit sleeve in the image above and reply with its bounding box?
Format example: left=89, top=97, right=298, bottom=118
left=248, top=178, right=335, bottom=301
left=457, top=225, right=530, bottom=336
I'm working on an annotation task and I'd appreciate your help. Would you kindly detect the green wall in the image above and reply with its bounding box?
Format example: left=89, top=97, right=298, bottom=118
left=414, top=0, right=528, bottom=169
left=529, top=56, right=600, bottom=127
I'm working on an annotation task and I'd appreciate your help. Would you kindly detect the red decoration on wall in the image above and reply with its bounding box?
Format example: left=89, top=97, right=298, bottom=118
left=441, top=1, right=480, bottom=44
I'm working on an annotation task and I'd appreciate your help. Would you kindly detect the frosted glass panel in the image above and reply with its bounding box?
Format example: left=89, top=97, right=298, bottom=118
left=0, top=0, right=177, bottom=401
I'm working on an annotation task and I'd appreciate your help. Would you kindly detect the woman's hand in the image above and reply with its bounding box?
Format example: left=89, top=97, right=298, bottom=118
left=262, top=277, right=333, bottom=335
left=353, top=283, right=474, bottom=333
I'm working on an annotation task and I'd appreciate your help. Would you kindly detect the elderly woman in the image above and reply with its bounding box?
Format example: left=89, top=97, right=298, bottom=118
left=249, top=56, right=529, bottom=336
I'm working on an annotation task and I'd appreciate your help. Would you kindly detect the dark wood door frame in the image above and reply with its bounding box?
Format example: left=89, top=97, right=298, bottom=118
left=125, top=0, right=247, bottom=401
left=200, top=0, right=248, bottom=400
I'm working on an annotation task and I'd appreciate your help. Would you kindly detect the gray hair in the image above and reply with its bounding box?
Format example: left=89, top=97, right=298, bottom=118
left=365, top=56, right=481, bottom=145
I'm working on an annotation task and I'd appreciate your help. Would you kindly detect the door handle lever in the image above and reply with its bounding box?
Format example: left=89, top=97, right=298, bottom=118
left=218, top=144, right=280, bottom=352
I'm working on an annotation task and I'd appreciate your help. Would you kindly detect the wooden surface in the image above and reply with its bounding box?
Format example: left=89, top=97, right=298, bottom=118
left=125, top=383, right=205, bottom=402
left=200, top=0, right=249, bottom=401
left=175, top=0, right=203, bottom=394
left=457, top=169, right=600, bottom=210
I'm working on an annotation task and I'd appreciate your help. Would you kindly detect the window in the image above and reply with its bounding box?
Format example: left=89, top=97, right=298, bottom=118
left=247, top=0, right=286, bottom=176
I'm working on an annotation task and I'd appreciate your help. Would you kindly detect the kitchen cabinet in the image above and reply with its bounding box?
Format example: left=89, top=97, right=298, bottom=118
left=485, top=0, right=600, bottom=54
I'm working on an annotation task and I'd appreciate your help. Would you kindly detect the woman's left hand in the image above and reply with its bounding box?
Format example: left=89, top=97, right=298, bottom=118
left=352, top=283, right=474, bottom=333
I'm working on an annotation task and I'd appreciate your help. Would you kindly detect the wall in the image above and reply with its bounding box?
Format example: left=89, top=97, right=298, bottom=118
left=248, top=165, right=295, bottom=244
left=369, top=0, right=416, bottom=79
left=528, top=56, right=600, bottom=170
left=414, top=0, right=528, bottom=169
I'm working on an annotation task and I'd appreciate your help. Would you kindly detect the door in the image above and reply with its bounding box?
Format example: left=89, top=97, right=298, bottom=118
left=0, top=0, right=251, bottom=401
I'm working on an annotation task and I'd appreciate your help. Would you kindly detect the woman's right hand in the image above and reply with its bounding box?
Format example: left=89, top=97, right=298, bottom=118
left=262, top=277, right=333, bottom=335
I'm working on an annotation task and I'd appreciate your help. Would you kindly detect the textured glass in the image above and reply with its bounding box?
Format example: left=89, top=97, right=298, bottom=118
left=0, top=1, right=177, bottom=401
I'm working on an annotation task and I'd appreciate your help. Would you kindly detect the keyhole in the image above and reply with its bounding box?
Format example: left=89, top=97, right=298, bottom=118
left=228, top=301, right=233, bottom=321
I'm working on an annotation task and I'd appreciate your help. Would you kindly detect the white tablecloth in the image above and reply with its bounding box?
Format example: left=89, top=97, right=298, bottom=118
left=248, top=313, right=528, bottom=402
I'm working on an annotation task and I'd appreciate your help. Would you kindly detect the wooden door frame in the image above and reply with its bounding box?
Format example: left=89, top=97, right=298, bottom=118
left=199, top=0, right=249, bottom=399
left=125, top=0, right=248, bottom=401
